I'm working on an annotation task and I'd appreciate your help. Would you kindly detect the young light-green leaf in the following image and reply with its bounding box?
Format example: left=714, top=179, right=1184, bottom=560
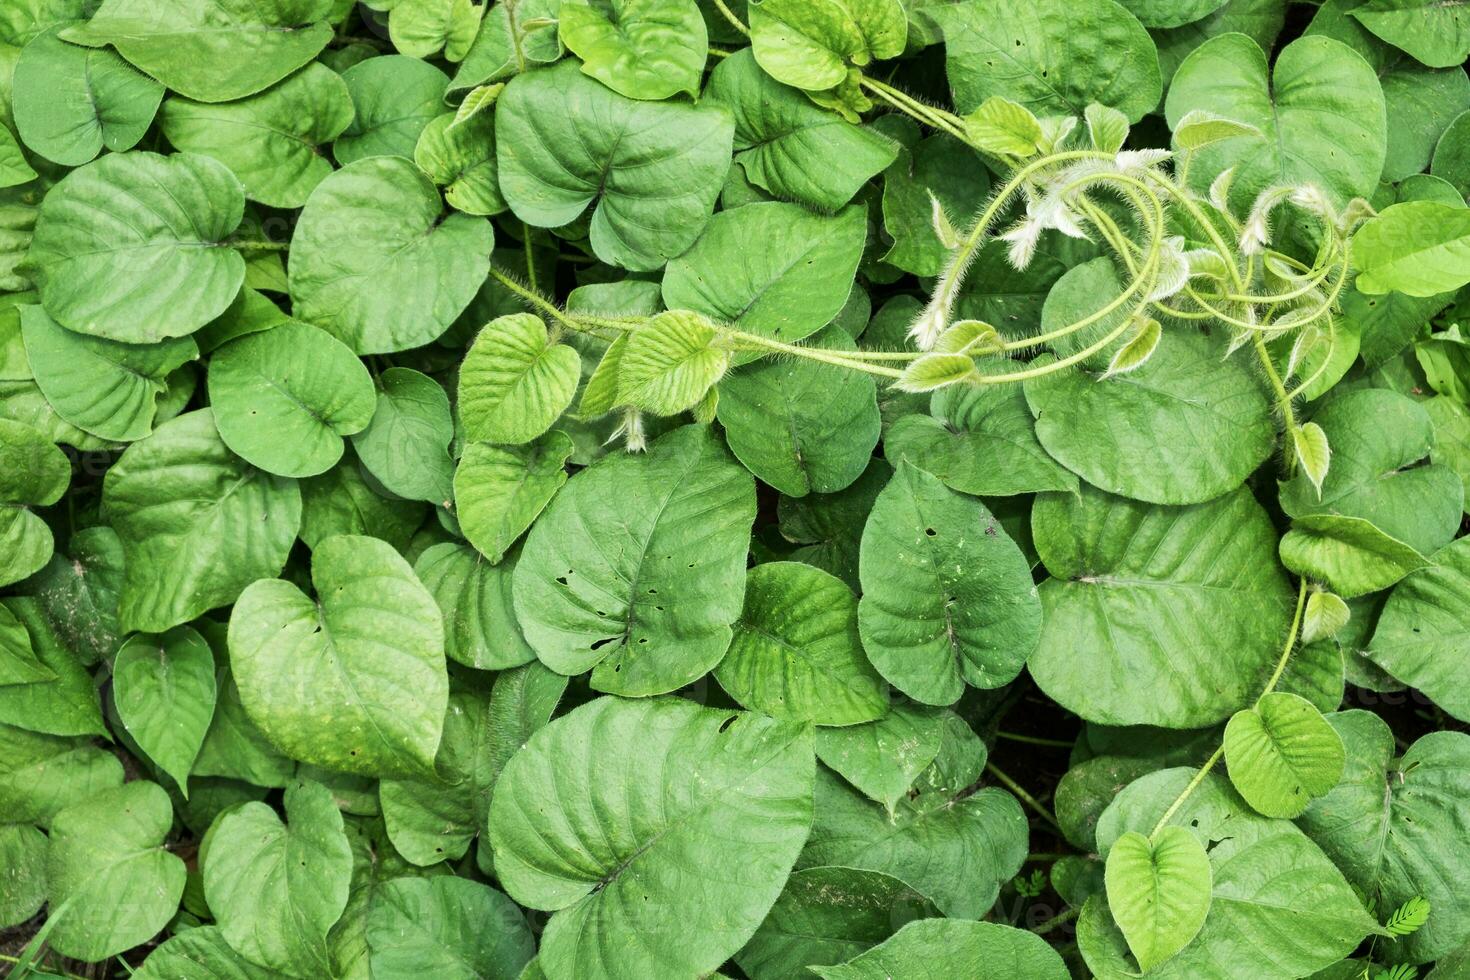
left=1103, top=827, right=1212, bottom=972
left=1224, top=691, right=1347, bottom=818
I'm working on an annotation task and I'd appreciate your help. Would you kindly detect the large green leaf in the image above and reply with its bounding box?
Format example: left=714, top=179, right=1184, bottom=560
left=102, top=409, right=301, bottom=632
left=663, top=202, right=867, bottom=346
left=380, top=666, right=565, bottom=866
left=1029, top=484, right=1294, bottom=728
left=0, top=598, right=105, bottom=737
left=227, top=534, right=448, bottom=776
left=857, top=463, right=1040, bottom=706
left=496, top=59, right=733, bottom=270
left=289, top=155, right=493, bottom=354
left=62, top=0, right=335, bottom=103
left=209, top=320, right=375, bottom=478
left=335, top=55, right=450, bottom=165
left=160, top=62, right=355, bottom=208
left=20, top=305, right=196, bottom=443
left=813, top=702, right=946, bottom=814
left=704, top=49, right=897, bottom=213
left=716, top=325, right=880, bottom=497
left=0, top=824, right=46, bottom=929
left=27, top=151, right=246, bottom=342
left=931, top=0, right=1162, bottom=121
left=1278, top=514, right=1431, bottom=599
left=1085, top=769, right=1380, bottom=979
left=350, top=367, right=457, bottom=505
left=0, top=603, right=53, bottom=685
left=0, top=720, right=122, bottom=825
left=747, top=0, right=904, bottom=92
left=488, top=696, right=814, bottom=980
left=1300, top=711, right=1470, bottom=963
left=735, top=867, right=938, bottom=980
left=414, top=111, right=505, bottom=216
left=1280, top=388, right=1463, bottom=557
left=513, top=424, right=755, bottom=696
left=1353, top=201, right=1470, bottom=298
left=134, top=926, right=283, bottom=979
left=11, top=25, right=162, bottom=167
left=1367, top=536, right=1470, bottom=722
left=455, top=432, right=573, bottom=563
left=1351, top=0, right=1470, bottom=68
left=113, top=626, right=217, bottom=795
left=414, top=543, right=537, bottom=670
left=1223, top=692, right=1345, bottom=818
left=46, top=781, right=186, bottom=961
left=366, top=877, right=535, bottom=980
left=1164, top=34, right=1386, bottom=209
left=559, top=0, right=707, bottom=99
left=458, top=314, right=581, bottom=446
left=715, top=561, right=887, bottom=726
left=204, top=779, right=353, bottom=977
left=388, top=0, right=483, bottom=60
left=812, top=919, right=1069, bottom=980
left=799, top=714, right=1028, bottom=918
left=0, top=417, right=69, bottom=587
left=299, top=451, right=426, bottom=553
left=885, top=375, right=1077, bottom=498
left=1023, top=329, right=1274, bottom=506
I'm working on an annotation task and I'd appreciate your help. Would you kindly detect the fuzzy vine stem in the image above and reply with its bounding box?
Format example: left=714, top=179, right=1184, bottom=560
left=709, top=0, right=749, bottom=35
left=986, top=763, right=1064, bottom=834
left=1147, top=577, right=1310, bottom=839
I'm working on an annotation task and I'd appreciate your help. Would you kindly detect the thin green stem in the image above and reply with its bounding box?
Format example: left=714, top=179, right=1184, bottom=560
left=1147, top=745, right=1225, bottom=840
left=998, top=731, right=1074, bottom=748
left=859, top=76, right=971, bottom=142
left=723, top=329, right=906, bottom=378
left=986, top=763, right=1064, bottom=834
left=230, top=240, right=288, bottom=251
left=1031, top=905, right=1081, bottom=936
left=709, top=0, right=749, bottom=35
left=504, top=0, right=527, bottom=73
left=522, top=223, right=539, bottom=293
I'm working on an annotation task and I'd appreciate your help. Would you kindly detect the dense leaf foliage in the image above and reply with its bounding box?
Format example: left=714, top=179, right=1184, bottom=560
left=0, top=0, right=1466, bottom=978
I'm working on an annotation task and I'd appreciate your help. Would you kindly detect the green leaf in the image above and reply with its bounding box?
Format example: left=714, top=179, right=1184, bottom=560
left=209, top=319, right=376, bottom=478
left=160, top=62, right=355, bottom=209
left=0, top=417, right=66, bottom=586
left=617, top=310, right=729, bottom=415
left=46, top=781, right=186, bottom=962
left=715, top=561, right=886, bottom=726
left=1029, top=484, right=1294, bottom=728
left=449, top=0, right=563, bottom=94
left=0, top=824, right=46, bottom=929
left=28, top=151, right=246, bottom=343
left=962, top=96, right=1045, bottom=158
left=380, top=667, right=564, bottom=866
left=11, top=25, right=163, bottom=167
left=885, top=377, right=1078, bottom=498
left=716, top=324, right=880, bottom=497
left=857, top=463, right=1041, bottom=706
left=1224, top=692, right=1346, bottom=818
left=20, top=304, right=196, bottom=443
left=0, top=603, right=53, bottom=685
left=1279, top=514, right=1431, bottom=599
left=1023, top=329, right=1275, bottom=506
left=455, top=432, right=573, bottom=564
left=335, top=55, right=450, bottom=165
left=801, top=715, right=1028, bottom=917
left=0, top=598, right=106, bottom=737
left=1085, top=769, right=1379, bottom=978
left=413, top=111, right=505, bottom=216
left=496, top=59, right=733, bottom=270
left=289, top=155, right=493, bottom=354
left=102, top=410, right=301, bottom=632
left=747, top=0, right=905, bottom=92
left=351, top=367, right=457, bottom=505
left=459, top=313, right=581, bottom=445
left=559, top=0, right=707, bottom=99
left=813, top=702, right=946, bottom=814
left=1351, top=0, right=1470, bottom=68
left=705, top=49, right=898, bottom=213
left=931, top=0, right=1162, bottom=121
left=1302, top=589, right=1351, bottom=646
left=204, top=779, right=353, bottom=977
left=488, top=696, right=814, bottom=980
left=366, top=877, right=535, bottom=979
left=1293, top=420, right=1332, bottom=498
left=0, top=127, right=35, bottom=189
left=1354, top=201, right=1470, bottom=298
left=0, top=720, right=123, bottom=825
left=193, top=662, right=295, bottom=790
left=134, top=926, right=282, bottom=979
left=1103, top=827, right=1213, bottom=972
left=1170, top=107, right=1262, bottom=151
left=227, top=534, right=448, bottom=776
left=877, top=119, right=991, bottom=277
left=513, top=424, right=756, bottom=696
left=1300, top=712, right=1470, bottom=963
left=1368, top=536, right=1470, bottom=723
left=390, top=0, right=483, bottom=60
left=736, top=867, right=937, bottom=980
left=664, top=202, right=867, bottom=346
left=414, top=542, right=538, bottom=670
left=1164, top=34, right=1387, bottom=210
left=813, top=919, right=1068, bottom=979
left=113, top=626, right=217, bottom=796
left=1281, top=389, right=1463, bottom=558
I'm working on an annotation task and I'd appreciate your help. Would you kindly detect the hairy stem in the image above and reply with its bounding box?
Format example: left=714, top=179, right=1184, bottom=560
left=986, top=763, right=1064, bottom=834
